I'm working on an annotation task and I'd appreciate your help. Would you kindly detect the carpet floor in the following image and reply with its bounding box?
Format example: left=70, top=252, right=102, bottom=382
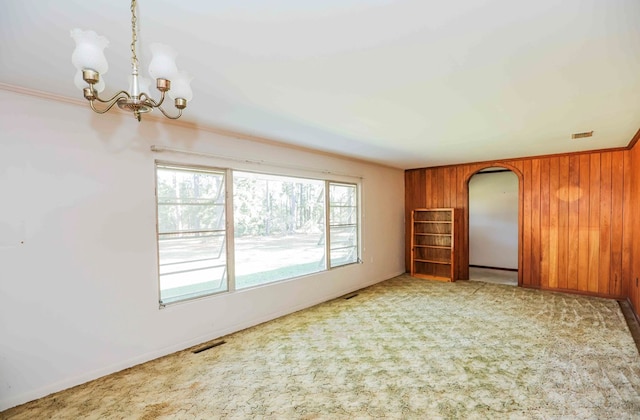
left=3, top=274, right=640, bottom=419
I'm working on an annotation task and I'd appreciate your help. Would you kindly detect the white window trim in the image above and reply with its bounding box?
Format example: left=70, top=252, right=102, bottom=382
left=154, top=158, right=362, bottom=307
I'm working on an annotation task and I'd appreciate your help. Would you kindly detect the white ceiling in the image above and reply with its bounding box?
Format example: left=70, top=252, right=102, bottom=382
left=1, top=0, right=639, bottom=169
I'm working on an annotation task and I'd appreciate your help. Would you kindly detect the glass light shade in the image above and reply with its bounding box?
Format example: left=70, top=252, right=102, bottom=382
left=70, top=29, right=109, bottom=74
left=73, top=70, right=86, bottom=91
left=94, top=77, right=106, bottom=93
left=74, top=70, right=105, bottom=93
left=148, top=43, right=178, bottom=80
left=168, top=71, right=193, bottom=101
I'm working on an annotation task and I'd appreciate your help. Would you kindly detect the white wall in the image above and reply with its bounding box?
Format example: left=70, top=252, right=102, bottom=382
left=0, top=88, right=406, bottom=410
left=468, top=170, right=518, bottom=269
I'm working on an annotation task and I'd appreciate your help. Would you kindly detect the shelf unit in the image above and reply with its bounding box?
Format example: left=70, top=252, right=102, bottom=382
left=410, top=208, right=456, bottom=282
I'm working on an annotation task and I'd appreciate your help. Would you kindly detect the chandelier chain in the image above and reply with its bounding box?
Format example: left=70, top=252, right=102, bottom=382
left=130, top=0, right=138, bottom=68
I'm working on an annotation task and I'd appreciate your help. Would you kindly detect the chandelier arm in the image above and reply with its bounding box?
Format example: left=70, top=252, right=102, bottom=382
left=151, top=90, right=167, bottom=108
left=156, top=104, right=183, bottom=120
left=138, top=93, right=159, bottom=107
left=138, top=91, right=168, bottom=109
left=89, top=98, right=126, bottom=115
left=92, top=89, right=131, bottom=104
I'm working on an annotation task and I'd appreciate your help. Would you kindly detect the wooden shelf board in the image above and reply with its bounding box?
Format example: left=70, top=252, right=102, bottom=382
left=413, top=245, right=451, bottom=249
left=414, top=233, right=451, bottom=236
left=414, top=208, right=454, bottom=212
left=414, top=259, right=451, bottom=265
left=411, top=273, right=453, bottom=282
left=414, top=221, right=453, bottom=224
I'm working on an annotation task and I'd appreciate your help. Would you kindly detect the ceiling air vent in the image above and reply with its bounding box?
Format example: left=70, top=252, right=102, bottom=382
left=571, top=131, right=594, bottom=140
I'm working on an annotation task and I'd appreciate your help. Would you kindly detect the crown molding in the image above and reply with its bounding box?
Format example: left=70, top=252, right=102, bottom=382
left=628, top=127, right=640, bottom=150
left=0, top=82, right=401, bottom=170
left=0, top=82, right=87, bottom=108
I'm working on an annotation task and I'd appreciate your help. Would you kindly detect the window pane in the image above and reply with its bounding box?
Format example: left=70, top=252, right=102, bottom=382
left=329, top=183, right=358, bottom=267
left=157, top=165, right=227, bottom=304
left=330, top=206, right=357, bottom=225
left=233, top=172, right=325, bottom=289
left=330, top=183, right=356, bottom=206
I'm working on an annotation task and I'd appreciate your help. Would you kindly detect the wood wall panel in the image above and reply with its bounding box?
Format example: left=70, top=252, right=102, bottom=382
left=548, top=158, right=560, bottom=289
left=622, top=151, right=632, bottom=298
left=456, top=166, right=467, bottom=280
left=531, top=159, right=541, bottom=288
left=588, top=155, right=601, bottom=293
left=611, top=151, right=624, bottom=297
left=539, top=158, right=551, bottom=288
left=522, top=160, right=532, bottom=286
left=405, top=146, right=636, bottom=301
left=629, top=140, right=640, bottom=318
left=404, top=169, right=426, bottom=270
left=567, top=156, right=580, bottom=290
left=558, top=156, right=570, bottom=290
left=577, top=155, right=590, bottom=292
left=599, top=153, right=612, bottom=296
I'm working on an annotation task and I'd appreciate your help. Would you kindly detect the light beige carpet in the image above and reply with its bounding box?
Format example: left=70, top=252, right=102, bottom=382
left=3, top=274, right=640, bottom=419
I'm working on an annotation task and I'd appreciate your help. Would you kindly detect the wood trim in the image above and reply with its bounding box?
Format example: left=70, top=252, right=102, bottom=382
left=521, top=284, right=626, bottom=301
left=475, top=169, right=513, bottom=174
left=627, top=127, right=640, bottom=149
left=469, top=265, right=518, bottom=272
left=626, top=297, right=640, bottom=334
left=409, top=146, right=631, bottom=171
left=620, top=298, right=640, bottom=354
left=630, top=131, right=640, bottom=320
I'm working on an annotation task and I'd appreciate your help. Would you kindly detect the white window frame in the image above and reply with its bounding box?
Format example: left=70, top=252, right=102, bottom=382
left=154, top=161, right=361, bottom=306
left=155, top=162, right=230, bottom=306
left=327, top=181, right=360, bottom=268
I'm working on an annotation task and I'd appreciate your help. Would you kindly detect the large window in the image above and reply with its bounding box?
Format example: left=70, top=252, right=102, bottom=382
left=156, top=164, right=227, bottom=305
left=233, top=172, right=326, bottom=289
left=155, top=163, right=360, bottom=304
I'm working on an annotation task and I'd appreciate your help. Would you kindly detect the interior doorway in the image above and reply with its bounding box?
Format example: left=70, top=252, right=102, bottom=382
left=468, top=167, right=519, bottom=286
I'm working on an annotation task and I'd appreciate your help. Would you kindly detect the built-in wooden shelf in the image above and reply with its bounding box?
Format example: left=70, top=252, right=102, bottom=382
left=410, top=208, right=456, bottom=282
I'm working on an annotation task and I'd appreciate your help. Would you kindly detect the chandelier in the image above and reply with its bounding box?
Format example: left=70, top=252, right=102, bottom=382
left=71, top=0, right=192, bottom=121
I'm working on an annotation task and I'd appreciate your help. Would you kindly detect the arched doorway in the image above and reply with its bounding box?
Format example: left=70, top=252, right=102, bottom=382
left=465, top=164, right=524, bottom=286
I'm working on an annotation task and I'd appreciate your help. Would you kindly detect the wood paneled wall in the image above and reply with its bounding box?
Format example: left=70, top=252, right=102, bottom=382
left=629, top=140, right=640, bottom=316
left=405, top=147, right=636, bottom=300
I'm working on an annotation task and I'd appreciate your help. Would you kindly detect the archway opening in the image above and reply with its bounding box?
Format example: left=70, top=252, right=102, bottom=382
left=468, top=167, right=519, bottom=286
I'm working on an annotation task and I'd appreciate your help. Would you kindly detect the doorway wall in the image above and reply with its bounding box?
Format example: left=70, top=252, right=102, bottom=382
left=405, top=148, right=632, bottom=299
left=468, top=169, right=519, bottom=270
